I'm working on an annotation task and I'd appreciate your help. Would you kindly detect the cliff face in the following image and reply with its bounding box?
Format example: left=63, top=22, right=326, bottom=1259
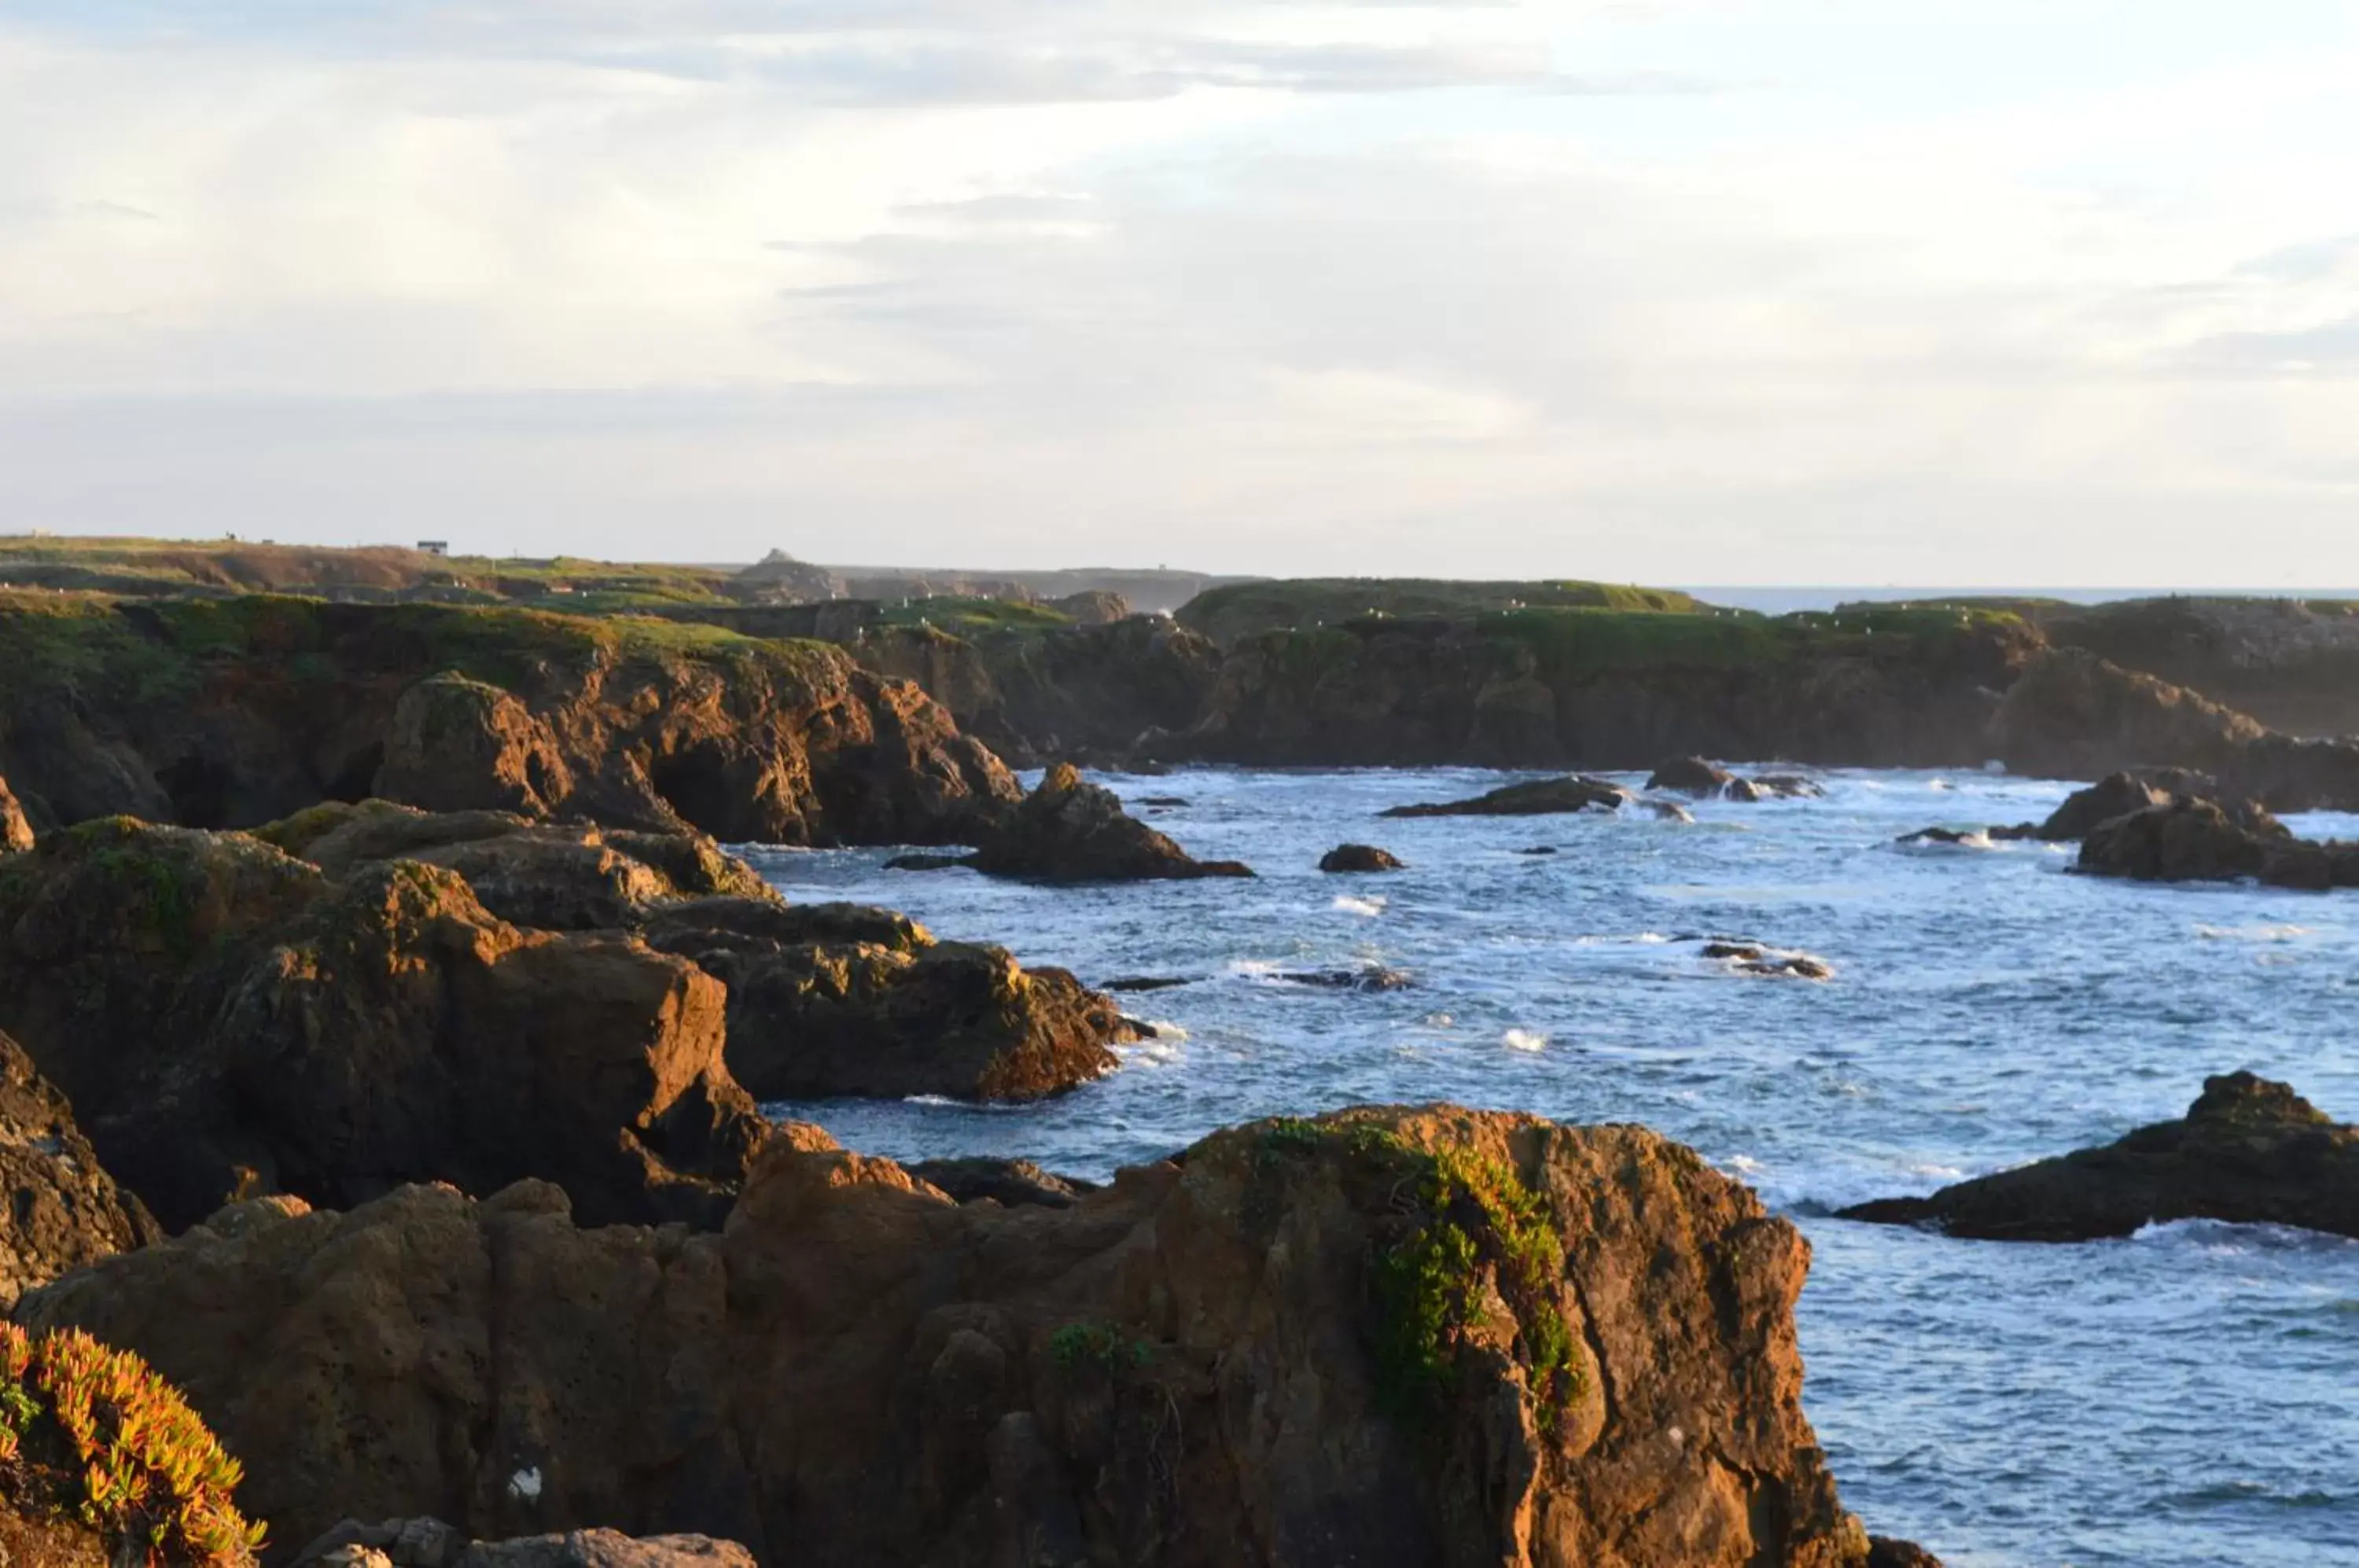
left=2038, top=597, right=2359, bottom=738
left=1159, top=610, right=2040, bottom=770
left=0, top=596, right=1016, bottom=846
left=21, top=1106, right=1874, bottom=1568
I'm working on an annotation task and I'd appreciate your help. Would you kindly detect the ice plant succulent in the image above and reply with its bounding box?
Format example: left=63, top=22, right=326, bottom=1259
left=0, top=1324, right=263, bottom=1567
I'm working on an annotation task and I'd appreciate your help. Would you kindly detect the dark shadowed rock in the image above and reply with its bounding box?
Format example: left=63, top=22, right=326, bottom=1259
left=1894, top=827, right=1986, bottom=848
left=1989, top=648, right=2265, bottom=782
left=643, top=900, right=1132, bottom=1102
left=2030, top=771, right=2169, bottom=841
left=1702, top=942, right=1835, bottom=981
left=969, top=764, right=1253, bottom=882
left=1838, top=1072, right=2359, bottom=1241
left=1272, top=966, right=1415, bottom=992
left=883, top=852, right=970, bottom=872
left=1319, top=843, right=1404, bottom=872
left=1100, top=975, right=1193, bottom=992
left=0, top=1031, right=160, bottom=1309
left=1381, top=775, right=1628, bottom=818
left=2076, top=797, right=2359, bottom=889
left=290, top=1519, right=755, bottom=1568
left=1752, top=774, right=1828, bottom=799
left=903, top=1158, right=1100, bottom=1209
left=1868, top=1541, right=1945, bottom=1568
left=23, top=1107, right=1881, bottom=1567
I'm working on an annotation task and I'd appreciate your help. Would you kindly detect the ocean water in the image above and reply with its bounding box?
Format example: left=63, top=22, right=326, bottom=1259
left=749, top=767, right=2359, bottom=1568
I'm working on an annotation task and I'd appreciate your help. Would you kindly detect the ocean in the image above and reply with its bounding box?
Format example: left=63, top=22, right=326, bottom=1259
left=751, top=765, right=2359, bottom=1568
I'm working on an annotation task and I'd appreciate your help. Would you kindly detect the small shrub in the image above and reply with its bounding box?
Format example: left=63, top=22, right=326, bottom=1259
left=0, top=1324, right=263, bottom=1567
left=1048, top=1321, right=1154, bottom=1374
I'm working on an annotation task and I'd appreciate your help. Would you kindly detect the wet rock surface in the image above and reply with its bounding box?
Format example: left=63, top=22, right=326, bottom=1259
left=1318, top=842, right=1404, bottom=872
left=1380, top=775, right=1630, bottom=818
left=2076, top=797, right=2359, bottom=889
left=22, top=1107, right=1882, bottom=1568
left=1839, top=1073, right=2359, bottom=1242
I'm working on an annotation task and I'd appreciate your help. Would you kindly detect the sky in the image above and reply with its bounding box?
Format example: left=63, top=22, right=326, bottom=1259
left=3, top=2, right=2358, bottom=583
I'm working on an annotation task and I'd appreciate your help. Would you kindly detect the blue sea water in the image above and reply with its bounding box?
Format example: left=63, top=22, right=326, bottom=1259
left=749, top=766, right=2359, bottom=1568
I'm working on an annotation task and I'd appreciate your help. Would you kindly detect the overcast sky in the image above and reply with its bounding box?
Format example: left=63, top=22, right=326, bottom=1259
left=4, top=2, right=2357, bottom=583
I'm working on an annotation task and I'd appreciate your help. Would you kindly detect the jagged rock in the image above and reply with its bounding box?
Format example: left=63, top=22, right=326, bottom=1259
left=1839, top=1073, right=2359, bottom=1242
left=1989, top=648, right=2266, bottom=782
left=0, top=596, right=1018, bottom=847
left=1380, top=775, right=1628, bottom=818
left=1701, top=942, right=1834, bottom=980
left=1319, top=843, right=1404, bottom=873
left=0, top=774, right=31, bottom=852
left=22, top=1107, right=1881, bottom=1567
left=253, top=801, right=775, bottom=931
left=291, top=1518, right=753, bottom=1568
left=2028, top=771, right=2170, bottom=841
left=968, top=765, right=1253, bottom=882
left=2076, top=797, right=2359, bottom=889
left=1047, top=591, right=1130, bottom=625
left=1894, top=827, right=1983, bottom=847
left=0, top=1032, right=160, bottom=1310
left=0, top=820, right=767, bottom=1231
left=1647, top=757, right=1757, bottom=800
left=903, top=1158, right=1099, bottom=1209
left=642, top=900, right=1132, bottom=1102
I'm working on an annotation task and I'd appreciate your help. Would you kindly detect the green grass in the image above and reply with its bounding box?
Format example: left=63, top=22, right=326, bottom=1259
left=871, top=595, right=1076, bottom=638
left=1177, top=577, right=1710, bottom=643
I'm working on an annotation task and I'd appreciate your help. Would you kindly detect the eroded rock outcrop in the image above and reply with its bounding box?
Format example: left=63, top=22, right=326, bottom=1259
left=966, top=765, right=1252, bottom=882
left=0, top=597, right=1019, bottom=846
left=0, top=1032, right=160, bottom=1310
left=23, top=1106, right=1884, bottom=1568
left=290, top=1517, right=753, bottom=1568
left=1839, top=1073, right=2359, bottom=1241
left=0, top=819, right=768, bottom=1231
left=642, top=898, right=1134, bottom=1102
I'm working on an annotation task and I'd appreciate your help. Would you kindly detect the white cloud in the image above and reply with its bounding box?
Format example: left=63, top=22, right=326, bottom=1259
left=3, top=2, right=2359, bottom=581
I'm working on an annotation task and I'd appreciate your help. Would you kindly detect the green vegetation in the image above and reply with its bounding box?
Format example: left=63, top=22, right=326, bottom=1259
left=872, top=595, right=1076, bottom=639
left=1177, top=577, right=1710, bottom=644
left=58, top=819, right=205, bottom=958
left=1048, top=1320, right=1157, bottom=1374
left=0, top=1324, right=264, bottom=1567
left=1249, top=1116, right=1584, bottom=1430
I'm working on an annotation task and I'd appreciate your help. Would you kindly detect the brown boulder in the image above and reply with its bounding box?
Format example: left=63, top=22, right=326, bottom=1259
left=23, top=1106, right=1880, bottom=1568
left=2025, top=771, right=2168, bottom=841
left=1381, top=775, right=1629, bottom=818
left=643, top=901, right=1131, bottom=1102
left=968, top=764, right=1253, bottom=882
left=0, top=821, right=767, bottom=1231
left=374, top=674, right=574, bottom=819
left=0, top=1031, right=160, bottom=1310
left=1319, top=843, right=1404, bottom=872
left=1838, top=1072, right=2359, bottom=1241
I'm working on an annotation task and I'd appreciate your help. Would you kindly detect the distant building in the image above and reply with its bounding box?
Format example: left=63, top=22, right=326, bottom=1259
left=417, top=540, right=450, bottom=557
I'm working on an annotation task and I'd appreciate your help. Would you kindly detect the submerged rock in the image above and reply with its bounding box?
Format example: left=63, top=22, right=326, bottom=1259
left=1381, top=775, right=1628, bottom=818
left=1702, top=941, right=1835, bottom=981
left=1272, top=966, right=1415, bottom=992
left=1752, top=774, right=1829, bottom=799
left=969, top=764, right=1253, bottom=882
left=881, top=852, right=970, bottom=873
left=1319, top=843, right=1404, bottom=873
left=22, top=1106, right=1882, bottom=1568
left=1838, top=1072, right=2359, bottom=1241
left=0, top=1031, right=160, bottom=1310
left=1100, top=975, right=1193, bottom=992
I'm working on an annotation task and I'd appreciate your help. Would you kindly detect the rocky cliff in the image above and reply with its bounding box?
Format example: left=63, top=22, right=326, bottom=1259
left=1154, top=609, right=2038, bottom=770
left=21, top=1106, right=1884, bottom=1568
left=0, top=594, right=1015, bottom=845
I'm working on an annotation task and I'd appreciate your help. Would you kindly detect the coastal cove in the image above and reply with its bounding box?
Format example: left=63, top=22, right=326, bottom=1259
left=758, top=764, right=2359, bottom=1568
